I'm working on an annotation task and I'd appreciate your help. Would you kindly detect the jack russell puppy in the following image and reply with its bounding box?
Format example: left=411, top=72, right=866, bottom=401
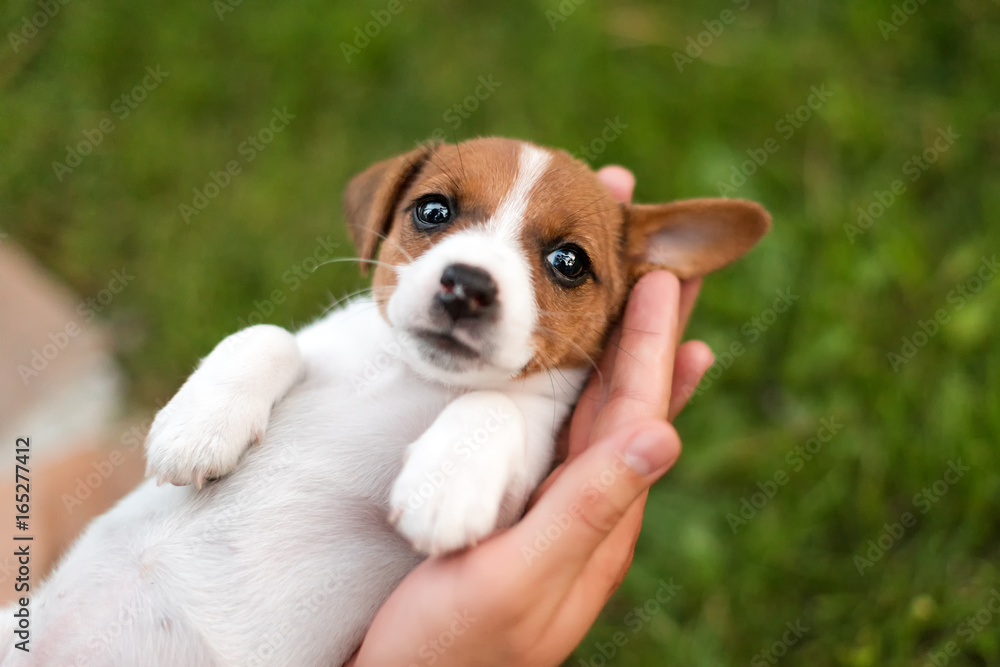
left=5, top=138, right=769, bottom=666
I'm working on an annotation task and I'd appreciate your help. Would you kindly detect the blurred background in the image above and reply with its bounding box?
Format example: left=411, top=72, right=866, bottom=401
left=2, top=0, right=998, bottom=664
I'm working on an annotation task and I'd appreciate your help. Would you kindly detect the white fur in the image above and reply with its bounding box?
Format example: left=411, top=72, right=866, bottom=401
left=388, top=144, right=551, bottom=385
left=388, top=230, right=538, bottom=384
left=389, top=391, right=527, bottom=554
left=487, top=145, right=551, bottom=240
left=3, top=143, right=589, bottom=666
left=145, top=324, right=303, bottom=487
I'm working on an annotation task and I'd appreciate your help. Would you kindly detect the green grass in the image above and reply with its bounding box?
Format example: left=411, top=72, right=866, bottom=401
left=3, top=1, right=999, bottom=664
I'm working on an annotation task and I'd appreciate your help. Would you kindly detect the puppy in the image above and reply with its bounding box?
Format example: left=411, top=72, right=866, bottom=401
left=5, top=138, right=769, bottom=666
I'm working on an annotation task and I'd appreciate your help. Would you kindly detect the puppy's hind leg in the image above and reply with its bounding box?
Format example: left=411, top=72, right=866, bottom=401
left=145, top=324, right=304, bottom=487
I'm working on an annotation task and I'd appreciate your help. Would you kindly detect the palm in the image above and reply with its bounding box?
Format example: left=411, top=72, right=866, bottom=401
left=350, top=167, right=711, bottom=667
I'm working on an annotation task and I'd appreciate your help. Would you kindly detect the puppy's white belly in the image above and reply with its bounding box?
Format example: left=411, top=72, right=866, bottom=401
left=27, top=366, right=452, bottom=667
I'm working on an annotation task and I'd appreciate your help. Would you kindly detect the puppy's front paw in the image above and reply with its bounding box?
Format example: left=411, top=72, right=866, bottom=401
left=145, top=380, right=271, bottom=488
left=389, top=441, right=511, bottom=556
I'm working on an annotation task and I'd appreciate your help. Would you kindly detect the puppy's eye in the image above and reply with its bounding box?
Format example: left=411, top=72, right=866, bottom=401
left=546, top=244, right=591, bottom=286
left=412, top=196, right=452, bottom=230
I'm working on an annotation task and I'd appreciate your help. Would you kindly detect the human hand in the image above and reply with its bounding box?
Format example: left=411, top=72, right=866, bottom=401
left=347, top=166, right=715, bottom=667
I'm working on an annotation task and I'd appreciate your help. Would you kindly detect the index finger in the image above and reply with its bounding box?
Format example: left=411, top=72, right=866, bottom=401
left=588, top=270, right=681, bottom=443
left=595, top=165, right=635, bottom=204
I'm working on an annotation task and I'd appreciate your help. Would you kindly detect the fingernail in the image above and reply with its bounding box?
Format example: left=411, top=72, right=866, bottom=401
left=623, top=425, right=675, bottom=477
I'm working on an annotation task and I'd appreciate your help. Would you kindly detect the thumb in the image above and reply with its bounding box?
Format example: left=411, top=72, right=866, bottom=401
left=510, top=420, right=681, bottom=591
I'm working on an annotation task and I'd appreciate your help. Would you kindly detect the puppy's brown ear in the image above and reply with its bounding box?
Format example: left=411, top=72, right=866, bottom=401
left=343, top=144, right=435, bottom=273
left=625, top=198, right=771, bottom=280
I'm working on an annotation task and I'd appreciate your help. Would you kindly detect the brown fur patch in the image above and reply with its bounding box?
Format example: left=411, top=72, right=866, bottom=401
left=516, top=148, right=628, bottom=376
left=342, top=137, right=769, bottom=379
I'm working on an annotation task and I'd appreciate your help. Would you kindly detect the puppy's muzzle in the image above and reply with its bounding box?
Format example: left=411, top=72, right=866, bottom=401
left=436, top=264, right=498, bottom=323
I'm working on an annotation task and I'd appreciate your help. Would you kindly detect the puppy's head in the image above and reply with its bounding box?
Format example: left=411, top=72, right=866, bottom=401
left=344, top=138, right=769, bottom=386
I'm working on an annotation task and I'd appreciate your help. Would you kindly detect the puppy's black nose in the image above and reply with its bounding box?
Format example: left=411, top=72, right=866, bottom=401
left=438, top=264, right=498, bottom=322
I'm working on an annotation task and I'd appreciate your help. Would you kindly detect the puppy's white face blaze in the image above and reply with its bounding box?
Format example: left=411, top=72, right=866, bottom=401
left=351, top=137, right=770, bottom=388
left=387, top=146, right=551, bottom=385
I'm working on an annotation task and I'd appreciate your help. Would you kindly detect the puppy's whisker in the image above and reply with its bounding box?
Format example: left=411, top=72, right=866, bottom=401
left=619, top=326, right=665, bottom=336
left=341, top=300, right=391, bottom=322
left=373, top=231, right=414, bottom=263
left=577, top=322, right=642, bottom=367
left=314, top=257, right=402, bottom=273
left=564, top=203, right=615, bottom=226
left=452, top=131, right=468, bottom=183
left=532, top=349, right=589, bottom=427
left=533, top=325, right=604, bottom=389
left=606, top=338, right=642, bottom=366
left=320, top=289, right=373, bottom=316
left=535, top=308, right=606, bottom=320
left=559, top=193, right=613, bottom=228
left=428, top=144, right=463, bottom=196
left=539, top=360, right=559, bottom=433
left=320, top=285, right=394, bottom=316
